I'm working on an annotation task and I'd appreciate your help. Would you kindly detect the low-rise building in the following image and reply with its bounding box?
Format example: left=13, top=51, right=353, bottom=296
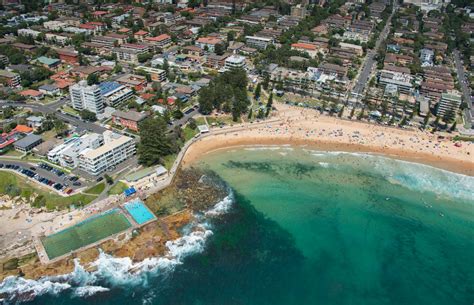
left=196, top=36, right=223, bottom=52
left=111, top=110, right=148, bottom=132
left=245, top=35, right=273, bottom=50
left=48, top=133, right=104, bottom=168
left=14, top=134, right=42, bottom=153
left=0, top=70, right=21, bottom=87
left=378, top=68, right=413, bottom=94
left=291, top=42, right=319, bottom=58
left=135, top=66, right=167, bottom=82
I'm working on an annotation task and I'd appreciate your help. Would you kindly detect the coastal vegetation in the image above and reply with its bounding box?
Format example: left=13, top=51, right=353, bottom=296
left=198, top=68, right=250, bottom=121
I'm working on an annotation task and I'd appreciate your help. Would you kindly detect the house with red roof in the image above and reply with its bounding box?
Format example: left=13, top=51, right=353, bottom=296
left=291, top=42, right=319, bottom=58
left=134, top=30, right=149, bottom=42
left=196, top=36, right=223, bottom=52
left=20, top=89, right=44, bottom=101
left=145, top=34, right=172, bottom=49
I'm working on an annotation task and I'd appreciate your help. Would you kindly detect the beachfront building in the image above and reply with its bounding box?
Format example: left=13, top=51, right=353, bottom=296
left=48, top=133, right=104, bottom=168
left=111, top=110, right=148, bottom=132
left=14, top=134, right=43, bottom=153
left=436, top=92, right=462, bottom=120
left=69, top=80, right=105, bottom=114
left=78, top=131, right=136, bottom=176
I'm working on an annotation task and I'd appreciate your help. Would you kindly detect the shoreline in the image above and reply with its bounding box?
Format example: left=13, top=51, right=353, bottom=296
left=183, top=137, right=473, bottom=176
left=182, top=104, right=474, bottom=176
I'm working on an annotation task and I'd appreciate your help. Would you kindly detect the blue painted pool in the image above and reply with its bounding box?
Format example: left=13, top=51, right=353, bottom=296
left=124, top=199, right=156, bottom=224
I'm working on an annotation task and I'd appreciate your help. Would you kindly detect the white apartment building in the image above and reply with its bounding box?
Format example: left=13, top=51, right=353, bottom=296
left=436, top=92, right=462, bottom=119
left=245, top=36, right=273, bottom=50
left=378, top=69, right=413, bottom=94
left=135, top=66, right=167, bottom=82
left=17, top=28, right=41, bottom=39
left=48, top=133, right=104, bottom=168
left=98, top=81, right=134, bottom=107
left=225, top=55, right=246, bottom=70
left=69, top=80, right=105, bottom=114
left=78, top=131, right=136, bottom=176
left=43, top=21, right=67, bottom=31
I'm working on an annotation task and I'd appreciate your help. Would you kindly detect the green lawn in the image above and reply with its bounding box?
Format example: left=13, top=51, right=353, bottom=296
left=162, top=154, right=177, bottom=170
left=0, top=171, right=97, bottom=210
left=1, top=149, right=24, bottom=157
left=194, top=117, right=207, bottom=126
left=41, top=209, right=131, bottom=259
left=62, top=105, right=79, bottom=116
left=183, top=125, right=199, bottom=142
left=108, top=181, right=129, bottom=195
left=84, top=182, right=105, bottom=195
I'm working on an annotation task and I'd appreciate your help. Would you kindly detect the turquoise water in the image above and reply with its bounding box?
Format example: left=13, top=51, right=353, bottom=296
left=124, top=199, right=156, bottom=224
left=3, top=147, right=473, bottom=304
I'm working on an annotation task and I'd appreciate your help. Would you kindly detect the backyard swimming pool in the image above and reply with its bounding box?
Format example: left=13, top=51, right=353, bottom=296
left=124, top=199, right=156, bottom=225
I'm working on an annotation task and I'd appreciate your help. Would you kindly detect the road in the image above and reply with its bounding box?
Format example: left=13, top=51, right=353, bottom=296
left=0, top=98, right=106, bottom=134
left=453, top=50, right=473, bottom=129
left=351, top=4, right=397, bottom=97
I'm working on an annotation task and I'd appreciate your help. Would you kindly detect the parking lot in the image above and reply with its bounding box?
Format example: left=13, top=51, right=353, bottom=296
left=0, top=161, right=84, bottom=195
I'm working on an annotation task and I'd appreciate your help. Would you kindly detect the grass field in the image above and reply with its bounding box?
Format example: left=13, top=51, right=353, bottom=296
left=41, top=209, right=131, bottom=259
left=162, top=154, right=177, bottom=170
left=108, top=181, right=128, bottom=195
left=0, top=171, right=97, bottom=210
left=84, top=182, right=105, bottom=195
left=183, top=125, right=199, bottom=142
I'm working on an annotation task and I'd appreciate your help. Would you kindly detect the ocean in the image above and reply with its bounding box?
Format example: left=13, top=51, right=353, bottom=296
left=1, top=147, right=473, bottom=305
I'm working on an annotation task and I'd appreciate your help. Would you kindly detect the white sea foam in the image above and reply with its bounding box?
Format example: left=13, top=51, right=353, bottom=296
left=0, top=194, right=234, bottom=304
left=319, top=162, right=330, bottom=168
left=245, top=145, right=294, bottom=151
left=73, top=286, right=109, bottom=298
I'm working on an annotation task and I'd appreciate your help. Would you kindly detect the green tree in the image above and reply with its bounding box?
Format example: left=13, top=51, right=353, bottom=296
left=87, top=73, right=99, bottom=85
left=254, top=83, right=262, bottom=100
left=338, top=106, right=344, bottom=118
left=349, top=107, right=355, bottom=119
left=450, top=121, right=457, bottom=132
left=138, top=117, right=176, bottom=166
left=80, top=109, right=97, bottom=122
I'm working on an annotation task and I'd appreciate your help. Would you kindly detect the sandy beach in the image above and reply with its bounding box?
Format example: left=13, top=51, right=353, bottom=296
left=183, top=103, right=474, bottom=176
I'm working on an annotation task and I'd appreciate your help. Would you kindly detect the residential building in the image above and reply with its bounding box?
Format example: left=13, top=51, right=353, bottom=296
left=378, top=68, right=413, bottom=94
left=436, top=92, right=462, bottom=119
left=196, top=36, right=223, bottom=52
left=318, top=63, right=348, bottom=79
left=291, top=42, right=319, bottom=58
left=48, top=133, right=104, bottom=168
left=116, top=74, right=147, bottom=91
left=57, top=49, right=79, bottom=65
left=420, top=48, right=434, bottom=67
left=98, top=81, right=134, bottom=107
left=69, top=80, right=105, bottom=114
left=135, top=66, right=167, bottom=82
left=224, top=55, right=246, bottom=70
left=145, top=34, right=172, bottom=49
left=78, top=131, right=136, bottom=176
left=245, top=36, right=273, bottom=50
left=0, top=70, right=21, bottom=87
left=111, top=110, right=149, bottom=132
left=113, top=47, right=147, bottom=64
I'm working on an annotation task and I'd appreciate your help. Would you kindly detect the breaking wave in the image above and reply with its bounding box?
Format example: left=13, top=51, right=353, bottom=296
left=307, top=150, right=474, bottom=201
left=0, top=193, right=234, bottom=304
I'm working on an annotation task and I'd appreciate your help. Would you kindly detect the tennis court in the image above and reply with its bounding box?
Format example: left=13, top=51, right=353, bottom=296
left=41, top=209, right=132, bottom=260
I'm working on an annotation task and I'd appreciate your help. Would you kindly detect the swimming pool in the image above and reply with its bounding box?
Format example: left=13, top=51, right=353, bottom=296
left=124, top=199, right=156, bottom=225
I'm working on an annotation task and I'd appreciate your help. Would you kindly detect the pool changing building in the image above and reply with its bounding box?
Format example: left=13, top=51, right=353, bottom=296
left=78, top=131, right=136, bottom=175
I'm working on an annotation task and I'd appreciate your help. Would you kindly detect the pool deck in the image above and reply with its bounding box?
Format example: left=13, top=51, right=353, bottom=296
left=37, top=199, right=158, bottom=264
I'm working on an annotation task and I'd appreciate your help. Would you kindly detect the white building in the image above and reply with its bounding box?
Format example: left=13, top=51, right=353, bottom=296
left=78, top=131, right=136, bottom=176
left=245, top=36, right=273, bottom=50
left=420, top=48, right=434, bottom=67
left=17, top=28, right=41, bottom=39
left=225, top=55, right=246, bottom=70
left=437, top=92, right=462, bottom=119
left=48, top=133, right=104, bottom=168
left=69, top=80, right=105, bottom=114
left=98, top=82, right=134, bottom=107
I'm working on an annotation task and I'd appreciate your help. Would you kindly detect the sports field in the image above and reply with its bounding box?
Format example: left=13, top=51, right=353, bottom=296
left=41, top=209, right=132, bottom=260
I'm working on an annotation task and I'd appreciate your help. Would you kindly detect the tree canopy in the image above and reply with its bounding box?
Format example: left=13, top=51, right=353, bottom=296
left=198, top=68, right=250, bottom=121
left=138, top=116, right=177, bottom=166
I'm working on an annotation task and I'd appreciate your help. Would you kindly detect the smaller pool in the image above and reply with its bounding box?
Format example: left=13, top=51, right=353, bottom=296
left=124, top=199, right=156, bottom=225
